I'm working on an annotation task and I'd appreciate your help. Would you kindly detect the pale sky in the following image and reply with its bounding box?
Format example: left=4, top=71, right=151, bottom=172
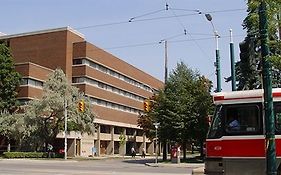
left=1, top=0, right=248, bottom=91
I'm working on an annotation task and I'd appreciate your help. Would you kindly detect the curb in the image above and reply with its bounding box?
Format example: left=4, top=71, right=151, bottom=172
left=192, top=166, right=205, bottom=175
left=145, top=162, right=204, bottom=168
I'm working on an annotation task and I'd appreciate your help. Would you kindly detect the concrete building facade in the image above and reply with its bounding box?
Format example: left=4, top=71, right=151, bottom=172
left=0, top=27, right=163, bottom=157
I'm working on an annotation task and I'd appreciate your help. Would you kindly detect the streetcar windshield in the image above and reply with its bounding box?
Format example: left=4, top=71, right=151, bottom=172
left=207, top=105, right=223, bottom=139
left=207, top=103, right=262, bottom=138
left=224, top=104, right=261, bottom=135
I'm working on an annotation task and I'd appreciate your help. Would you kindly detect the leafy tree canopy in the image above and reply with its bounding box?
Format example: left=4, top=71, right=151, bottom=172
left=235, top=0, right=281, bottom=90
left=24, top=69, right=96, bottom=149
left=138, top=62, right=213, bottom=157
left=0, top=43, right=21, bottom=112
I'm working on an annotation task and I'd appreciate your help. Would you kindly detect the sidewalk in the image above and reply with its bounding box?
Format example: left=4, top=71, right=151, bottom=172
left=145, top=162, right=204, bottom=175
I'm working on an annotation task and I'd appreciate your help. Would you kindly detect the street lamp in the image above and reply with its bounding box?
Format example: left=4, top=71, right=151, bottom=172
left=205, top=13, right=221, bottom=92
left=153, top=122, right=160, bottom=164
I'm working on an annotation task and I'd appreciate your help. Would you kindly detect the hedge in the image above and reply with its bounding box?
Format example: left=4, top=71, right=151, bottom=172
left=3, top=152, right=48, bottom=158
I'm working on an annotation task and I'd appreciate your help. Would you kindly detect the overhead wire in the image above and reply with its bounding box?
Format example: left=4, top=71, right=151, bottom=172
left=129, top=9, right=166, bottom=22
left=165, top=2, right=214, bottom=65
left=74, top=7, right=245, bottom=30
left=73, top=3, right=246, bottom=84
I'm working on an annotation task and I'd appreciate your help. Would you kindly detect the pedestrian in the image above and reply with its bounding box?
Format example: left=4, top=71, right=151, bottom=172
left=47, top=143, right=53, bottom=158
left=131, top=147, right=136, bottom=158
left=141, top=147, right=146, bottom=158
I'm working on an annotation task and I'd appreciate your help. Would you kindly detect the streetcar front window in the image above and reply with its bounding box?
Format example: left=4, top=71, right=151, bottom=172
left=207, top=105, right=223, bottom=139
left=224, top=104, right=261, bottom=135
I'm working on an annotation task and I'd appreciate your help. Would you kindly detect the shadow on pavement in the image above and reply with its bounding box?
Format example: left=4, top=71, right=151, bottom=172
left=123, top=158, right=157, bottom=164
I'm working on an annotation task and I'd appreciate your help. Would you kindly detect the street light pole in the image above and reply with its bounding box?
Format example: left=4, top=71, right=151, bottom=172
left=205, top=14, right=221, bottom=92
left=153, top=122, right=160, bottom=164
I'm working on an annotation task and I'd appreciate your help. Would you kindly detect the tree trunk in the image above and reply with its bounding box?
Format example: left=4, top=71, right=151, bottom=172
left=183, top=142, right=187, bottom=161
left=162, top=140, right=167, bottom=161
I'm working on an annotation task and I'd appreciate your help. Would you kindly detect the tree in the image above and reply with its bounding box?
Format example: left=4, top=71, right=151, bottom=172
left=24, top=69, right=96, bottom=151
left=138, top=62, right=213, bottom=160
left=0, top=43, right=21, bottom=112
left=235, top=0, right=281, bottom=89
left=190, top=76, right=213, bottom=156
left=0, top=111, right=31, bottom=151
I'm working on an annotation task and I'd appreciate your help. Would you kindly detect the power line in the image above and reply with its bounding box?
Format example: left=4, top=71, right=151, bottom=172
left=129, top=9, right=166, bottom=22
left=166, top=2, right=213, bottom=65
left=103, top=34, right=245, bottom=50
left=74, top=8, right=246, bottom=31
left=75, top=21, right=129, bottom=30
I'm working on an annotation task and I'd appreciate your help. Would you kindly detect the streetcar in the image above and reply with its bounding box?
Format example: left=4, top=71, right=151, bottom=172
left=205, top=88, right=281, bottom=175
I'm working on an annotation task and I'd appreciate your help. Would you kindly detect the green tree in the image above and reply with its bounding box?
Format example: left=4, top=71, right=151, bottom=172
left=138, top=62, right=213, bottom=160
left=0, top=43, right=21, bottom=112
left=0, top=111, right=31, bottom=151
left=24, top=69, right=96, bottom=151
left=190, top=76, right=213, bottom=156
left=235, top=0, right=281, bottom=89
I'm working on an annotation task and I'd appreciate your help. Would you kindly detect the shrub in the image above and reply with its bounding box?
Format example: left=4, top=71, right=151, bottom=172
left=3, top=152, right=47, bottom=158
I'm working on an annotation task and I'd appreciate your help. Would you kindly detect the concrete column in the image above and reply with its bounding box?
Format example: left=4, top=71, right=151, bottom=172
left=140, top=132, right=146, bottom=153
left=133, top=129, right=137, bottom=149
left=147, top=142, right=154, bottom=155
left=107, top=126, right=114, bottom=155
left=94, top=124, right=101, bottom=156
left=119, top=128, right=126, bottom=156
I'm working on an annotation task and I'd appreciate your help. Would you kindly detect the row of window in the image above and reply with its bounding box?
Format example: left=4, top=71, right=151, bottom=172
left=100, top=125, right=143, bottom=136
left=19, top=77, right=142, bottom=114
left=20, top=78, right=43, bottom=88
left=72, top=77, right=146, bottom=102
left=73, top=58, right=155, bottom=93
left=88, top=96, right=141, bottom=115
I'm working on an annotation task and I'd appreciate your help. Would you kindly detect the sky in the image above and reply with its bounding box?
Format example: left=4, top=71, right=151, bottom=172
left=1, top=0, right=248, bottom=91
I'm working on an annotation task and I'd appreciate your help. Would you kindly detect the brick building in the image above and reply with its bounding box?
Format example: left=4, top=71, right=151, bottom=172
left=0, top=27, right=163, bottom=157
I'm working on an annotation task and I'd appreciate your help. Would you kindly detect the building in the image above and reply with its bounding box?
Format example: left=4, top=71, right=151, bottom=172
left=0, top=27, right=164, bottom=157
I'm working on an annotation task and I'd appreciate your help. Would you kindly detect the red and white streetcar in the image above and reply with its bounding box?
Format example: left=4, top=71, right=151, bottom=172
left=205, top=88, right=281, bottom=175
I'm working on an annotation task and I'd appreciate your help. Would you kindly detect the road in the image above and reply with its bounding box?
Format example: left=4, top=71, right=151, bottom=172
left=0, top=158, right=195, bottom=175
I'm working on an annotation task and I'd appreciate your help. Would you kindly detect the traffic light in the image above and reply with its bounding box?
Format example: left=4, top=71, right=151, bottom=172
left=78, top=100, right=85, bottom=112
left=143, top=100, right=150, bottom=112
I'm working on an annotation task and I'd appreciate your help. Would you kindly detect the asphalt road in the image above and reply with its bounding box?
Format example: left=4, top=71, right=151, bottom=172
left=0, top=158, right=194, bottom=175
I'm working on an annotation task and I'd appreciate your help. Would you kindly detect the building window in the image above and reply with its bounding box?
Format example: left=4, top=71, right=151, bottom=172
left=20, top=78, right=43, bottom=88
left=114, top=127, right=123, bottom=134
left=73, top=59, right=82, bottom=65
left=76, top=58, right=156, bottom=93
left=100, top=125, right=111, bottom=133
left=126, top=128, right=135, bottom=136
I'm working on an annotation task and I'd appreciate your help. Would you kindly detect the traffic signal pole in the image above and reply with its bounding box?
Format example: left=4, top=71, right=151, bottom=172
left=259, top=1, right=277, bottom=174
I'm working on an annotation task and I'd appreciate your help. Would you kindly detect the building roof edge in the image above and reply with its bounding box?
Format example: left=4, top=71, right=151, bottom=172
left=0, top=26, right=85, bottom=40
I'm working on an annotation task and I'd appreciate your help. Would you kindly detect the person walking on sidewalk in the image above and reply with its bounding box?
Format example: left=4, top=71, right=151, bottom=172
left=131, top=147, right=136, bottom=158
left=141, top=147, right=146, bottom=158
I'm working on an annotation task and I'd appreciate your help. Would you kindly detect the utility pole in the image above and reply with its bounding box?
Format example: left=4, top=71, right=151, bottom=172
left=229, top=29, right=236, bottom=91
left=259, top=1, right=277, bottom=174
left=164, top=40, right=168, bottom=84
left=64, top=98, right=68, bottom=160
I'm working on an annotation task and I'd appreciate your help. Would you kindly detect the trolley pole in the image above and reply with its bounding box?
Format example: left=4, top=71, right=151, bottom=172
left=259, top=1, right=277, bottom=174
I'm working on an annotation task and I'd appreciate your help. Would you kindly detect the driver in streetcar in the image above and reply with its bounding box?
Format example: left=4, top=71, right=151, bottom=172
left=228, top=116, right=240, bottom=131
